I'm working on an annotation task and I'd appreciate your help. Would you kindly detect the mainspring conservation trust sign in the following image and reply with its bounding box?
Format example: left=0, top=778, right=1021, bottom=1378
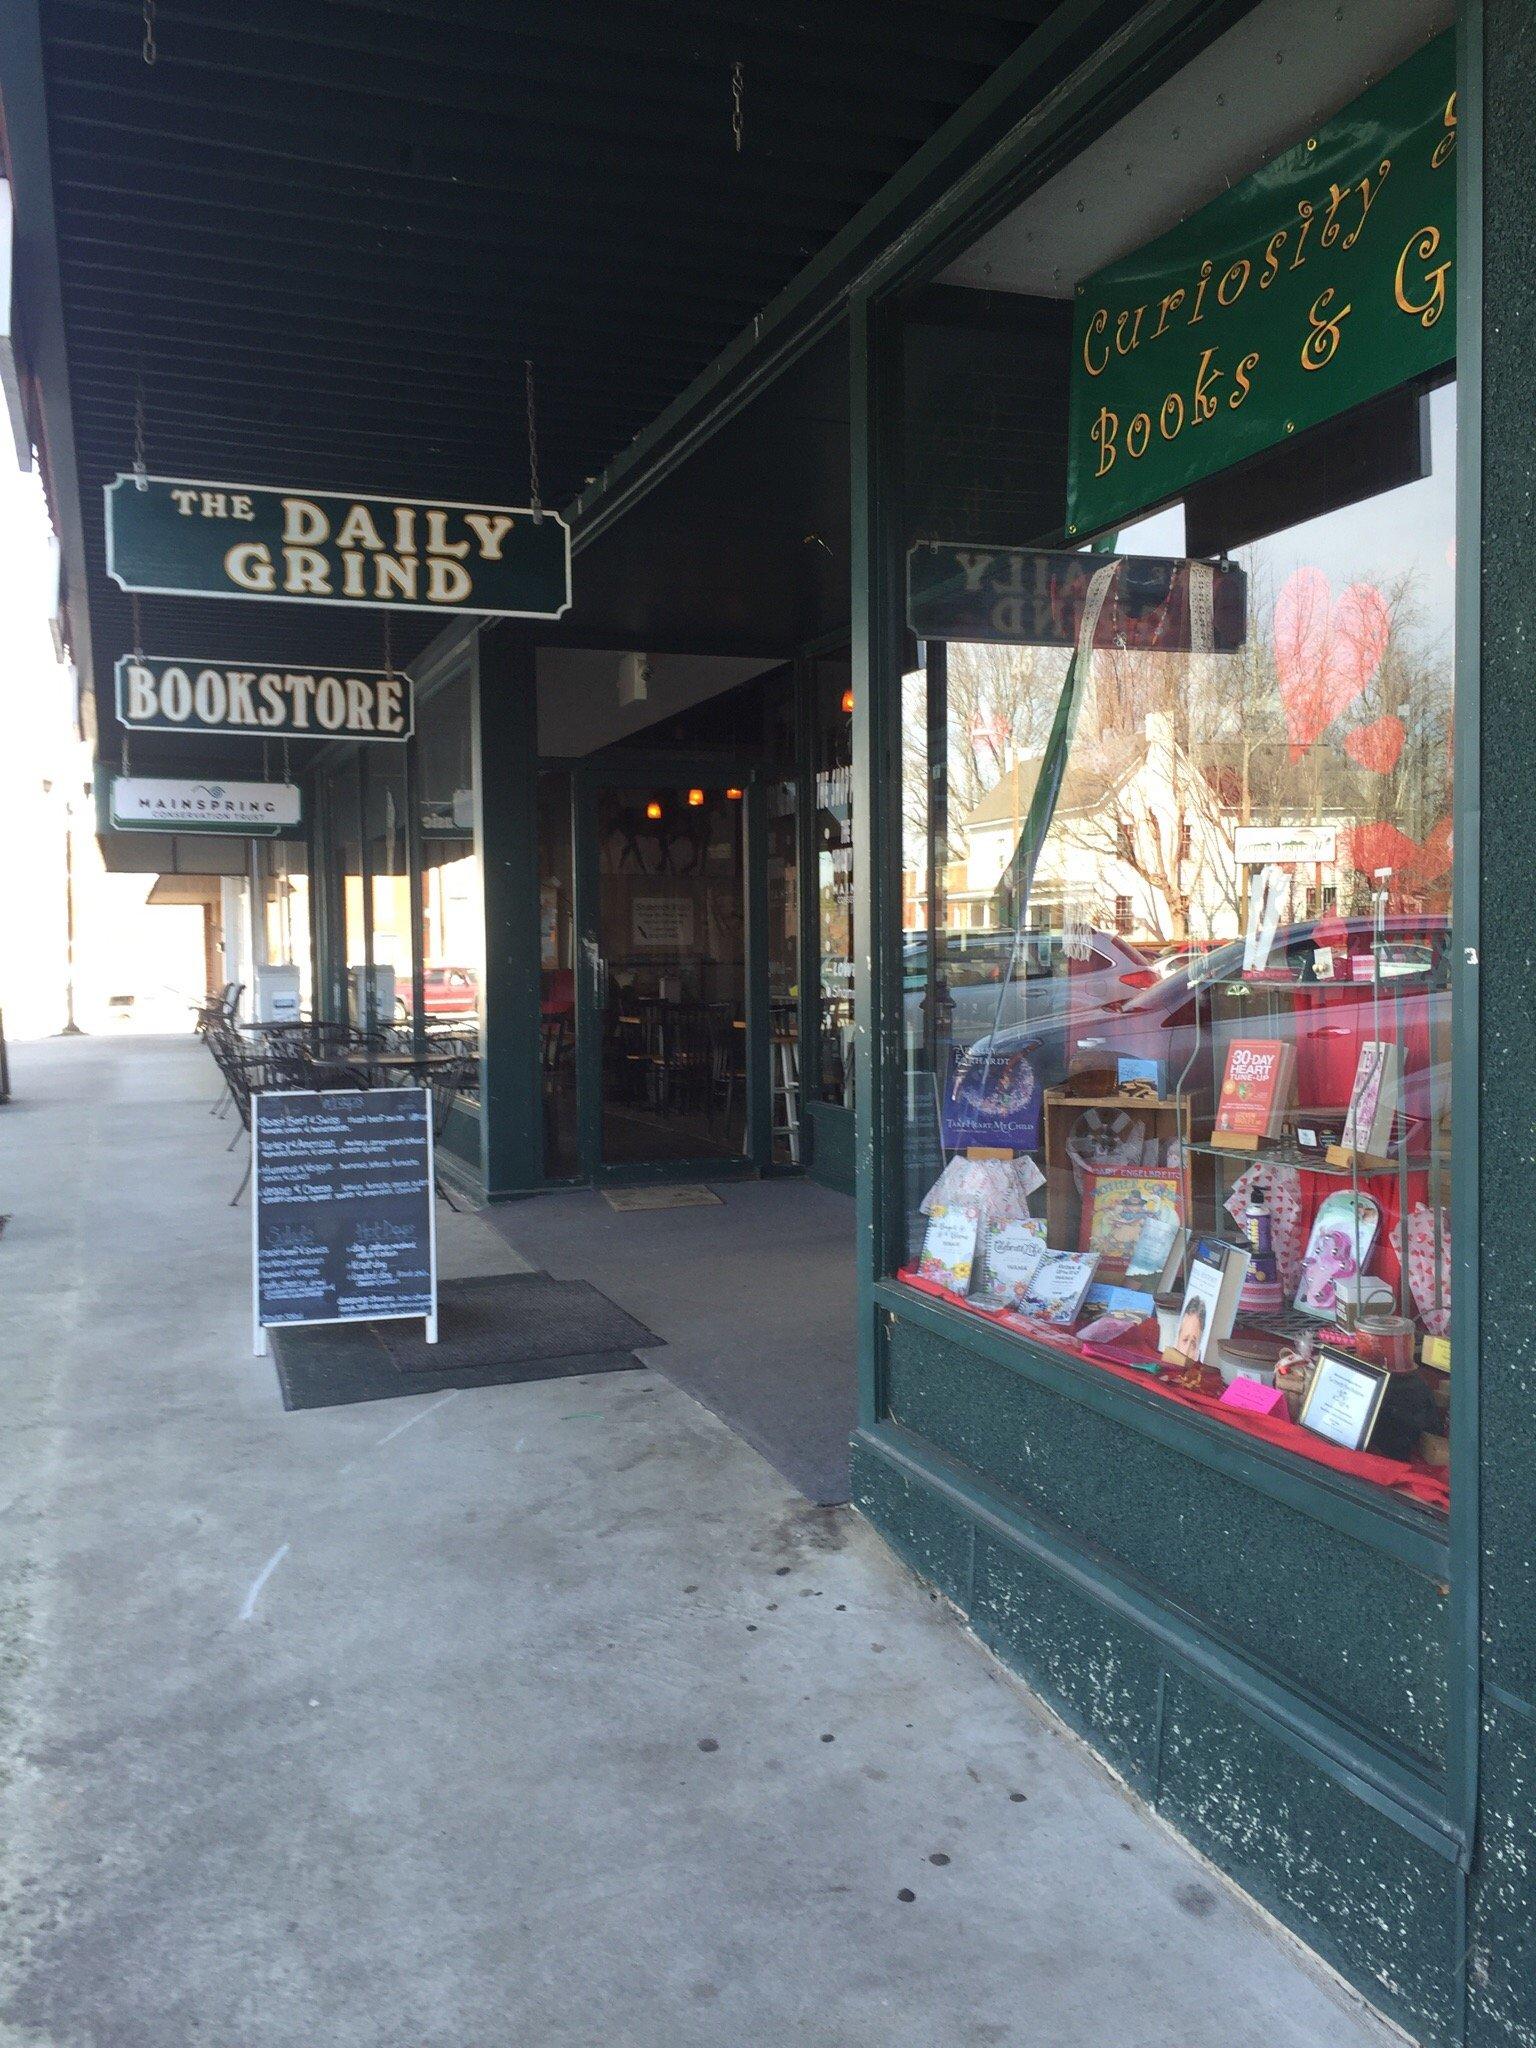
left=105, top=478, right=572, bottom=619
left=110, top=776, right=302, bottom=835
left=1066, top=31, right=1455, bottom=537
left=116, top=656, right=413, bottom=740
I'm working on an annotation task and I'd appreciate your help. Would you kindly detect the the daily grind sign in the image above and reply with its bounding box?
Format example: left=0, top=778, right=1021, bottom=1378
left=1066, top=32, right=1455, bottom=536
left=907, top=544, right=1246, bottom=649
left=251, top=1087, right=437, bottom=1355
left=106, top=478, right=572, bottom=619
left=117, top=656, right=413, bottom=740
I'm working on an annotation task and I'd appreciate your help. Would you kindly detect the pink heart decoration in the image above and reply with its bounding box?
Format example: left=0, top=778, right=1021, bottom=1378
left=1344, top=715, right=1406, bottom=775
left=1273, top=567, right=1392, bottom=762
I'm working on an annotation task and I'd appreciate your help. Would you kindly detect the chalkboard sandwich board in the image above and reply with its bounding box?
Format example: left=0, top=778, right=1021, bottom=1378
left=252, top=1087, right=437, bottom=1354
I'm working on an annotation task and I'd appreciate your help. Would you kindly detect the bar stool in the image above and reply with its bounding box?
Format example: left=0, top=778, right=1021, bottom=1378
left=771, top=1030, right=801, bottom=1165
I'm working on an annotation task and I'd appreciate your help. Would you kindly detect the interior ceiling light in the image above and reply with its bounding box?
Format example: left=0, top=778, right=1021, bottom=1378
left=687, top=788, right=705, bottom=807
left=725, top=787, right=743, bottom=801
left=645, top=799, right=663, bottom=821
left=841, top=688, right=855, bottom=714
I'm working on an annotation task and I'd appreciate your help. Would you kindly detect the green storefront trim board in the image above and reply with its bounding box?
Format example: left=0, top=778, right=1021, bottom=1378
left=109, top=775, right=302, bottom=835
left=105, top=477, right=572, bottom=619
left=1066, top=31, right=1455, bottom=537
left=115, top=656, right=414, bottom=740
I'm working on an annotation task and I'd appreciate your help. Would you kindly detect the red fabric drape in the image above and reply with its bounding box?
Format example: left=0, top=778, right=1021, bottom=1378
left=896, top=1269, right=1448, bottom=1513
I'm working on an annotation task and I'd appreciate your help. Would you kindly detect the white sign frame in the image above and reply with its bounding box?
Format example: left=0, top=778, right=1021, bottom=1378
left=115, top=653, right=415, bottom=740
left=110, top=776, right=302, bottom=834
left=251, top=1086, right=438, bottom=1356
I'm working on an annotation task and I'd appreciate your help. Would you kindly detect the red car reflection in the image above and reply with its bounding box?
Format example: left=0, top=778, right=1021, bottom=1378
left=422, top=966, right=478, bottom=1017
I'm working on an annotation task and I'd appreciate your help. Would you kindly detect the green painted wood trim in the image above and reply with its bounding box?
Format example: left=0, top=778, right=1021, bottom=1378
left=855, top=1420, right=1466, bottom=1867
left=851, top=292, right=910, bottom=1431
left=1447, top=0, right=1483, bottom=1904
left=475, top=627, right=540, bottom=1198
left=875, top=1281, right=1449, bottom=1579
left=806, top=1101, right=856, bottom=1194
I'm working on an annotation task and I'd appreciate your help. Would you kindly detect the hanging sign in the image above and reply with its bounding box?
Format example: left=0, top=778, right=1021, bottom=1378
left=251, top=1086, right=436, bottom=1355
left=907, top=544, right=1246, bottom=648
left=105, top=477, right=572, bottom=619
left=116, top=655, right=413, bottom=739
left=110, top=775, right=302, bottom=835
left=1233, top=824, right=1337, bottom=865
left=1066, top=31, right=1455, bottom=537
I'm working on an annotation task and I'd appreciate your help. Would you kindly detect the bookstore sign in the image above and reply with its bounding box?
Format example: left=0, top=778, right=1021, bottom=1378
left=117, top=656, right=413, bottom=740
left=1067, top=32, right=1456, bottom=535
left=105, top=478, right=572, bottom=619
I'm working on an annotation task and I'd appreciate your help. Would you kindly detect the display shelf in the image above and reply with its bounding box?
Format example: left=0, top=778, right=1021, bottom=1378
left=1184, top=1135, right=1448, bottom=1180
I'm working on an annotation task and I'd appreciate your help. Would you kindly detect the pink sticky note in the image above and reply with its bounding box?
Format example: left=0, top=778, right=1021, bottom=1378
left=1220, top=1376, right=1288, bottom=1419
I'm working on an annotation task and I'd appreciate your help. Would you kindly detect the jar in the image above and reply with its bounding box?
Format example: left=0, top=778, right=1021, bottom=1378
left=1217, top=1330, right=1286, bottom=1386
left=1334, top=1274, right=1395, bottom=1332
left=1356, top=1313, right=1417, bottom=1375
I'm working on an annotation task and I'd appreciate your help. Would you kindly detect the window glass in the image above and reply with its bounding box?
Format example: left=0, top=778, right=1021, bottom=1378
left=900, top=382, right=1455, bottom=1508
left=330, top=758, right=367, bottom=1028
left=367, top=747, right=413, bottom=1028
left=417, top=670, right=483, bottom=1100
left=259, top=840, right=311, bottom=1013
left=815, top=653, right=854, bottom=1108
left=539, top=769, right=577, bottom=1177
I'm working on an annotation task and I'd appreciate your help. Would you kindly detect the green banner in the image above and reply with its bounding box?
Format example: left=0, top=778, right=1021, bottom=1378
left=1066, top=32, right=1456, bottom=538
left=105, top=477, right=571, bottom=619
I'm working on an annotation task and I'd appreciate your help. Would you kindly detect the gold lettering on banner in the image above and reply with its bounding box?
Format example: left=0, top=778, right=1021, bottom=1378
left=1395, top=225, right=1450, bottom=328
left=1342, top=160, right=1392, bottom=249
left=1092, top=406, right=1119, bottom=476
left=1300, top=288, right=1352, bottom=371
left=1192, top=347, right=1223, bottom=423
left=1432, top=92, right=1457, bottom=169
left=1082, top=309, right=1110, bottom=376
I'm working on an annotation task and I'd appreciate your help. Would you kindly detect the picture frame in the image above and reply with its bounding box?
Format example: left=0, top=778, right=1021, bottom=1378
left=1297, top=1346, right=1391, bottom=1452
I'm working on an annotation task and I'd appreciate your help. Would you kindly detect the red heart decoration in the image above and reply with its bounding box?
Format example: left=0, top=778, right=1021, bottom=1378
left=1344, top=816, right=1452, bottom=886
left=1344, top=715, right=1406, bottom=775
left=1274, top=567, right=1392, bottom=762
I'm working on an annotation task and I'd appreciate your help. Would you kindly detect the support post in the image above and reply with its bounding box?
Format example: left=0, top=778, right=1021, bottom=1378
left=474, top=624, right=543, bottom=1198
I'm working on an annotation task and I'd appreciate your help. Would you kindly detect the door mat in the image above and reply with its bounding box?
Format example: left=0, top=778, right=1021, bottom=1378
left=602, top=1184, right=723, bottom=1213
left=380, top=1270, right=662, bottom=1373
left=270, top=1321, right=644, bottom=1414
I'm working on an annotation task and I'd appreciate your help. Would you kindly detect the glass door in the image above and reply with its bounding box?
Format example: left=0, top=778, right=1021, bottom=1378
left=575, top=760, right=765, bottom=1179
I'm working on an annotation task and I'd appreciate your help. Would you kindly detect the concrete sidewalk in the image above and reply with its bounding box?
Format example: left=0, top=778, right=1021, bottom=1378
left=0, top=1036, right=1390, bottom=2048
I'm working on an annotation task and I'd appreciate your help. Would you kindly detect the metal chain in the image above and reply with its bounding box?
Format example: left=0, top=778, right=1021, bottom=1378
left=132, top=366, right=148, bottom=490
left=731, top=62, right=743, bottom=153
left=142, top=0, right=157, bottom=65
left=130, top=589, right=144, bottom=661
left=524, top=358, right=543, bottom=524
left=283, top=737, right=291, bottom=784
left=382, top=607, right=394, bottom=676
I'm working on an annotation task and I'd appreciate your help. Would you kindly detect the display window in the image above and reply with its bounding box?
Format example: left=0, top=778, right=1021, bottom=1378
left=898, top=385, right=1455, bottom=1512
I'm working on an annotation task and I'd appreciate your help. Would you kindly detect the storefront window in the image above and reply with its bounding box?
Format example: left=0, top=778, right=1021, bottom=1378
left=417, top=669, right=483, bottom=1095
left=367, top=747, right=414, bottom=1027
left=539, top=769, right=577, bottom=1178
left=329, top=758, right=368, bottom=1029
left=900, top=381, right=1455, bottom=1510
left=258, top=840, right=311, bottom=1013
left=815, top=653, right=854, bottom=1108
left=766, top=670, right=800, bottom=1165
